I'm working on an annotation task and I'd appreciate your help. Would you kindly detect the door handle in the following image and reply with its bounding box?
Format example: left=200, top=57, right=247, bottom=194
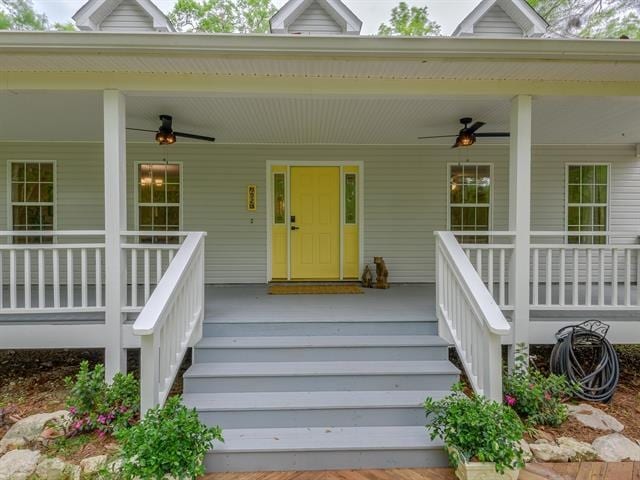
left=291, top=226, right=300, bottom=231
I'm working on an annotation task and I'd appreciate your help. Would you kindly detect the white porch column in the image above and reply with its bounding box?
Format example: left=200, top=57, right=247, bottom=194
left=508, top=94, right=532, bottom=370
left=103, top=90, right=127, bottom=380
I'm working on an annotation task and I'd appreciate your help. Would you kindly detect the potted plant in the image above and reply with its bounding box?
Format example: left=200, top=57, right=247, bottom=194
left=424, top=384, right=526, bottom=480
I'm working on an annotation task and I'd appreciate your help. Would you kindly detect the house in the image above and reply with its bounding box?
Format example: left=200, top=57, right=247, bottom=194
left=1, top=0, right=640, bottom=471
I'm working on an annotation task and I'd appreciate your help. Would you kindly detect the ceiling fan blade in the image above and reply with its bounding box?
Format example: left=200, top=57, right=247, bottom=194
left=466, top=122, right=486, bottom=134
left=126, top=128, right=158, bottom=133
left=417, top=135, right=458, bottom=139
left=475, top=132, right=510, bottom=137
left=174, top=131, right=216, bottom=142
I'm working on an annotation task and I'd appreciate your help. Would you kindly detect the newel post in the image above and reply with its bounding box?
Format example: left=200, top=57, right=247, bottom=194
left=103, top=90, right=127, bottom=380
left=508, top=95, right=532, bottom=371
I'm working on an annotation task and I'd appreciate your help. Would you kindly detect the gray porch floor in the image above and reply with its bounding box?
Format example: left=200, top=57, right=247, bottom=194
left=204, top=284, right=436, bottom=324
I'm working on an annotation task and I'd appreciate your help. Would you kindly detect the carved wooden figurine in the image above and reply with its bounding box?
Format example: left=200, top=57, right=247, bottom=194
left=361, top=265, right=373, bottom=288
left=374, top=256, right=389, bottom=289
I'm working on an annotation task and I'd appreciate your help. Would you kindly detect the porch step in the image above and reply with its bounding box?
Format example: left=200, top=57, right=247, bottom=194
left=204, top=426, right=448, bottom=472
left=193, top=335, right=448, bottom=362
left=183, top=390, right=449, bottom=428
left=183, top=360, right=459, bottom=393
left=203, top=319, right=438, bottom=337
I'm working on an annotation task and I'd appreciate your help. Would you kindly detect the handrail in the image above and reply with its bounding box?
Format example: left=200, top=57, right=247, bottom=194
left=0, top=230, right=105, bottom=237
left=435, top=231, right=510, bottom=401
left=133, top=232, right=206, bottom=413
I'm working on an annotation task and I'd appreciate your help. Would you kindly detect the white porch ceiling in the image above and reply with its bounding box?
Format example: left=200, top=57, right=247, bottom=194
left=1, top=91, right=639, bottom=145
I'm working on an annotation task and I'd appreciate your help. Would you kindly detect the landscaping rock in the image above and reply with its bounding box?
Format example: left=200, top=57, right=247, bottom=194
left=557, top=436, right=599, bottom=461
left=567, top=404, right=624, bottom=432
left=592, top=433, right=640, bottom=462
left=0, top=411, right=70, bottom=453
left=0, top=449, right=41, bottom=480
left=80, top=454, right=108, bottom=475
left=35, top=457, right=72, bottom=480
left=529, top=442, right=572, bottom=462
left=519, top=439, right=533, bottom=463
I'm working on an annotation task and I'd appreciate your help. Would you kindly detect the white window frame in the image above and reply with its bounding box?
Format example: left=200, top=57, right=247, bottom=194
left=446, top=162, right=494, bottom=238
left=564, top=163, right=610, bottom=245
left=133, top=161, right=184, bottom=236
left=7, top=160, right=57, bottom=237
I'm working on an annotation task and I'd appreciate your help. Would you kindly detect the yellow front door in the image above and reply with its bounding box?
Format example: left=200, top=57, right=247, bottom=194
left=290, top=166, right=340, bottom=279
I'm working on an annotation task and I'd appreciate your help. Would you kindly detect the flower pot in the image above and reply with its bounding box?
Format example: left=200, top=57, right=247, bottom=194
left=455, top=462, right=520, bottom=480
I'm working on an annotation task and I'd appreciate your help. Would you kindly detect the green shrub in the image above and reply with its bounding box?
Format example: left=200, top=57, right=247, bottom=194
left=65, top=361, right=139, bottom=436
left=424, top=384, right=525, bottom=475
left=115, top=396, right=223, bottom=480
left=503, top=346, right=576, bottom=426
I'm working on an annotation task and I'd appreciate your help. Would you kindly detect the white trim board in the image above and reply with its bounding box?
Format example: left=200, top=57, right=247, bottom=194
left=265, top=160, right=364, bottom=282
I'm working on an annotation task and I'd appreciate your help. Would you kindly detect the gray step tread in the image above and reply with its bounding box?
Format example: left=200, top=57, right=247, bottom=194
left=196, top=335, right=447, bottom=349
left=212, top=426, right=443, bottom=453
left=183, top=390, right=449, bottom=411
left=185, top=360, right=459, bottom=378
left=205, top=316, right=435, bottom=324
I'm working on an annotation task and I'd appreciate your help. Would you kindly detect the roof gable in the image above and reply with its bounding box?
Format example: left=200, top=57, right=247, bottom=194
left=270, top=0, right=362, bottom=35
left=73, top=0, right=174, bottom=32
left=452, top=0, right=548, bottom=38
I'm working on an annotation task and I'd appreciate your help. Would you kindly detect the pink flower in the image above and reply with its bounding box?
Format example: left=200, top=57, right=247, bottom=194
left=69, top=406, right=77, bottom=415
left=97, top=414, right=107, bottom=424
left=98, top=430, right=106, bottom=439
left=505, top=394, right=517, bottom=407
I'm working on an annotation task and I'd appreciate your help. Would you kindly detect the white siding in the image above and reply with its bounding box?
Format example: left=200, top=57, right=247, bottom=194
left=99, top=0, right=155, bottom=32
left=473, top=4, right=524, bottom=37
left=1, top=143, right=638, bottom=284
left=288, top=2, right=343, bottom=34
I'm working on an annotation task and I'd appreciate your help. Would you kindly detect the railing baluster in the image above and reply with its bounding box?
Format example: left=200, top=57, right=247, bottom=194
left=156, top=249, right=162, bottom=284
left=532, top=248, right=539, bottom=306
left=546, top=248, right=552, bottom=306
left=573, top=249, right=579, bottom=306
left=38, top=249, right=45, bottom=308
left=53, top=249, right=60, bottom=308
left=476, top=250, right=483, bottom=282
left=81, top=248, right=88, bottom=308
left=24, top=250, right=31, bottom=309
left=0, top=252, right=3, bottom=309
left=599, top=249, right=605, bottom=307
left=10, top=250, right=16, bottom=309
left=499, top=249, right=505, bottom=307
left=559, top=249, right=565, bottom=306
left=625, top=249, right=631, bottom=306
left=131, top=250, right=138, bottom=308
left=67, top=249, right=74, bottom=308
left=95, top=249, right=102, bottom=307
left=487, top=249, right=494, bottom=297
left=612, top=249, right=619, bottom=307
left=586, top=249, right=592, bottom=307
left=144, top=249, right=151, bottom=302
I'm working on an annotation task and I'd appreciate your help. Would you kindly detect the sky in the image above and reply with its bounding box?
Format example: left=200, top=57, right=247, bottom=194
left=34, top=0, right=480, bottom=35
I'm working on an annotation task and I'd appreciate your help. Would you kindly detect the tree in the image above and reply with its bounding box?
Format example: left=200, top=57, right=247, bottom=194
left=169, top=0, right=276, bottom=33
left=527, top=0, right=640, bottom=39
left=378, top=2, right=441, bottom=36
left=0, top=0, right=75, bottom=31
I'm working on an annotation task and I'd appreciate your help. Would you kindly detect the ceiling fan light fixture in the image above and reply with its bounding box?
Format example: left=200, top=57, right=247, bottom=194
left=155, top=130, right=176, bottom=145
left=458, top=132, right=476, bottom=147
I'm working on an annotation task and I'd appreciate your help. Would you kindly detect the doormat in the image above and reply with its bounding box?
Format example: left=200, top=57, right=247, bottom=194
left=268, top=285, right=364, bottom=295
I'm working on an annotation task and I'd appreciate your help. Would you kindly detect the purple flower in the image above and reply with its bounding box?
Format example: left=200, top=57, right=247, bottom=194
left=505, top=394, right=517, bottom=407
left=69, top=406, right=77, bottom=415
left=119, top=405, right=128, bottom=413
left=97, top=414, right=107, bottom=424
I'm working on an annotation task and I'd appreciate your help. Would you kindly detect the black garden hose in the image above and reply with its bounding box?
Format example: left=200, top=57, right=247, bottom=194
left=549, top=320, right=619, bottom=403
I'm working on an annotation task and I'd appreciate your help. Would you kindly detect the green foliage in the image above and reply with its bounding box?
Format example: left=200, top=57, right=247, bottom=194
left=503, top=345, right=576, bottom=426
left=424, top=384, right=525, bottom=475
left=527, top=0, right=639, bottom=39
left=0, top=0, right=75, bottom=31
left=168, top=0, right=276, bottom=33
left=378, top=1, right=441, bottom=36
left=116, top=396, right=223, bottom=480
left=65, top=361, right=139, bottom=436
left=44, top=433, right=93, bottom=458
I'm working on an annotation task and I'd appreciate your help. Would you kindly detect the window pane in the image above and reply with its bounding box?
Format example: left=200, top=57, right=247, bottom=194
left=41, top=206, right=54, bottom=225
left=166, top=183, right=180, bottom=204
left=568, top=185, right=581, bottom=204
left=568, top=166, right=581, bottom=184
left=153, top=207, right=167, bottom=227
left=450, top=182, right=462, bottom=204
left=345, top=174, right=357, bottom=224
left=450, top=166, right=462, bottom=204
left=167, top=207, right=180, bottom=227
left=40, top=183, right=54, bottom=203
left=595, top=165, right=608, bottom=184
left=27, top=206, right=40, bottom=225
left=580, top=207, right=592, bottom=226
left=139, top=207, right=153, bottom=226
left=462, top=207, right=475, bottom=227
left=25, top=183, right=39, bottom=202
left=11, top=163, right=24, bottom=181
left=273, top=174, right=285, bottom=224
left=463, top=184, right=477, bottom=204
left=581, top=165, right=594, bottom=184
left=13, top=206, right=26, bottom=225
left=567, top=207, right=580, bottom=226
left=26, top=163, right=39, bottom=182
left=450, top=207, right=462, bottom=228
left=581, top=184, right=593, bottom=203
left=476, top=207, right=489, bottom=228
left=40, top=163, right=53, bottom=182
left=12, top=182, right=24, bottom=202
left=166, top=164, right=180, bottom=183
left=595, top=185, right=607, bottom=204
left=152, top=181, right=165, bottom=203
left=594, top=207, right=607, bottom=227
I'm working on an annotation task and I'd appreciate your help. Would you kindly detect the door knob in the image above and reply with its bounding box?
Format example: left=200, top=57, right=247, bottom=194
left=291, top=226, right=300, bottom=231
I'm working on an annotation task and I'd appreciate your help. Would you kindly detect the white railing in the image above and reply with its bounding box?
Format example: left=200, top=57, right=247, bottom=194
left=121, top=232, right=185, bottom=312
left=530, top=232, right=640, bottom=310
left=458, top=232, right=516, bottom=310
left=133, top=232, right=206, bottom=414
left=0, top=231, right=106, bottom=313
left=435, top=231, right=510, bottom=401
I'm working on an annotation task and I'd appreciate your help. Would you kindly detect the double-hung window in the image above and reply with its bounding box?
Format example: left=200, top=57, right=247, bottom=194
left=449, top=164, right=492, bottom=244
left=137, top=163, right=181, bottom=244
left=9, top=161, right=55, bottom=244
left=566, top=164, right=608, bottom=244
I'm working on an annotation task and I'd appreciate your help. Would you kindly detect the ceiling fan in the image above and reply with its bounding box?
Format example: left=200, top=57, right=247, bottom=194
left=418, top=117, right=509, bottom=148
left=127, top=115, right=216, bottom=145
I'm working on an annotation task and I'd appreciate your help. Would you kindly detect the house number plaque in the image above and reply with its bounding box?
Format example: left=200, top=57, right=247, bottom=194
left=247, top=184, right=257, bottom=211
